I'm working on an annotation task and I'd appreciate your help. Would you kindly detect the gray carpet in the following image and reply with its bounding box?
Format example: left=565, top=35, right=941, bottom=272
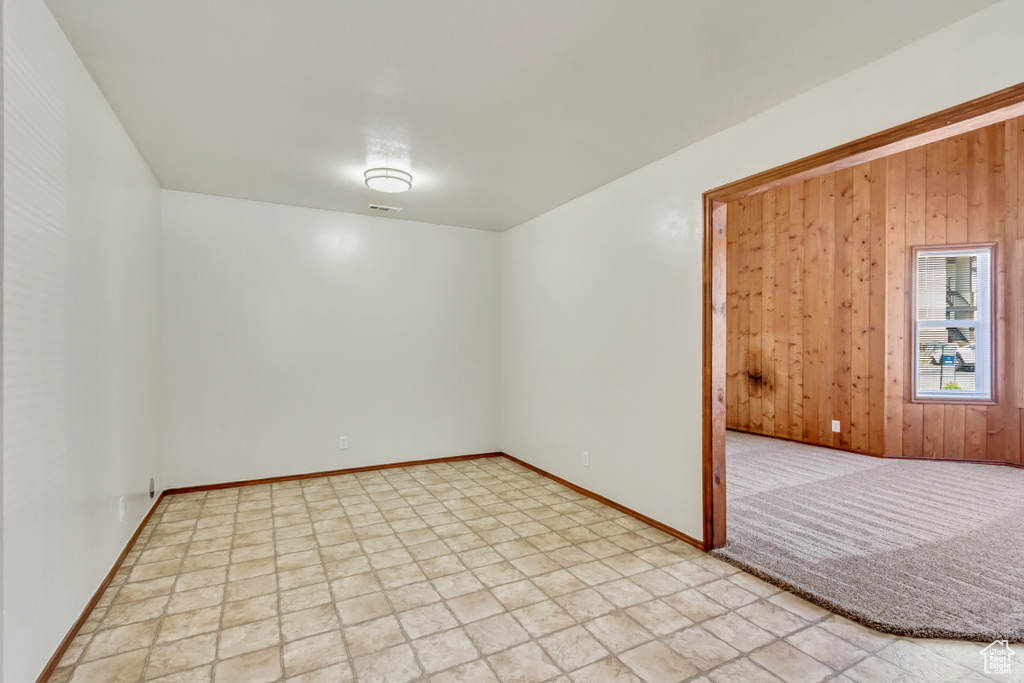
left=712, top=431, right=1024, bottom=642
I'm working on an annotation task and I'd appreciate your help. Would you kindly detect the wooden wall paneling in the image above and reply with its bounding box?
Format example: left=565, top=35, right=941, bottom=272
left=749, top=194, right=764, bottom=431
left=726, top=201, right=740, bottom=429
left=819, top=174, right=838, bottom=445
left=834, top=168, right=854, bottom=449
left=774, top=188, right=792, bottom=438
left=851, top=164, right=872, bottom=452
left=903, top=145, right=927, bottom=457
left=885, top=152, right=907, bottom=457
left=723, top=108, right=1024, bottom=470
left=869, top=158, right=888, bottom=456
left=789, top=183, right=805, bottom=437
left=921, top=141, right=948, bottom=458
left=737, top=197, right=751, bottom=430
left=762, top=191, right=777, bottom=435
left=802, top=178, right=821, bottom=442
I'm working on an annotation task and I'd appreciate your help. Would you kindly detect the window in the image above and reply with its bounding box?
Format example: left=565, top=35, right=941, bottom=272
left=913, top=245, right=993, bottom=402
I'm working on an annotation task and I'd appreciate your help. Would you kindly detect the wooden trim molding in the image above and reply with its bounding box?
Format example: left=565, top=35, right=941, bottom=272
left=164, top=452, right=505, bottom=495
left=703, top=197, right=728, bottom=551
left=35, top=492, right=167, bottom=683
left=908, top=243, right=998, bottom=405
left=501, top=454, right=705, bottom=552
left=707, top=82, right=1024, bottom=203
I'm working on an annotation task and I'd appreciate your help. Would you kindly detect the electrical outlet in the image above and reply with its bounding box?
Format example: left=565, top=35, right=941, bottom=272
left=832, top=420, right=841, bottom=433
left=339, top=436, right=348, bottom=450
left=118, top=496, right=125, bottom=522
left=583, top=451, right=590, bottom=468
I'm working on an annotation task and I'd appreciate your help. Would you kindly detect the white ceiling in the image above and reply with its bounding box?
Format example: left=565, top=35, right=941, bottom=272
left=45, top=0, right=995, bottom=231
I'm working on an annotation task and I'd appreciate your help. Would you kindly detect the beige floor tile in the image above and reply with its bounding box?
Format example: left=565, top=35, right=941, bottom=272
left=412, top=628, right=479, bottom=673
left=353, top=643, right=422, bottom=683
left=213, top=647, right=281, bottom=683
left=663, top=588, right=728, bottom=622
left=464, top=613, right=531, bottom=655
left=82, top=619, right=160, bottom=662
left=749, top=641, right=834, bottom=683
left=785, top=625, right=869, bottom=671
left=281, top=603, right=339, bottom=642
left=68, top=649, right=149, bottom=683
left=447, top=589, right=505, bottom=624
left=398, top=602, right=458, bottom=639
left=618, top=640, right=698, bottom=683
left=584, top=613, right=654, bottom=653
left=703, top=612, right=775, bottom=652
left=145, top=633, right=218, bottom=679
left=512, top=600, right=576, bottom=638
left=217, top=616, right=281, bottom=660
left=736, top=600, right=810, bottom=637
left=539, top=625, right=608, bottom=671
left=491, top=580, right=547, bottom=610
left=387, top=581, right=442, bottom=611
left=147, top=665, right=214, bottom=682
left=157, top=607, right=222, bottom=643
left=625, top=599, right=692, bottom=636
left=283, top=661, right=353, bottom=683
left=569, top=656, right=643, bottom=682
left=665, top=626, right=739, bottom=671
left=221, top=593, right=278, bottom=628
left=343, top=615, right=406, bottom=657
left=431, top=659, right=500, bottom=683
left=487, top=641, right=562, bottom=683
left=707, top=658, right=785, bottom=683
left=282, top=629, right=347, bottom=676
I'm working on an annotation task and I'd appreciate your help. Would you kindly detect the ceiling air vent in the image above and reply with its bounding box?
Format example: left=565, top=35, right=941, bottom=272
left=369, top=204, right=403, bottom=213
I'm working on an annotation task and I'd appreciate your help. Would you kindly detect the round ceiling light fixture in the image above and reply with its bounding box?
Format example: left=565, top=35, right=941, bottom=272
left=364, top=167, right=413, bottom=193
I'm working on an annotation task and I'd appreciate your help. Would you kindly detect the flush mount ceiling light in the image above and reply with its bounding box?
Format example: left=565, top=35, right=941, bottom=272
left=364, top=167, right=412, bottom=193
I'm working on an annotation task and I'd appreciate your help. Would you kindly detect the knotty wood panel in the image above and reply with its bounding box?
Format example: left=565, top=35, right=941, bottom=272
left=728, top=161, right=887, bottom=453
left=726, top=115, right=1024, bottom=465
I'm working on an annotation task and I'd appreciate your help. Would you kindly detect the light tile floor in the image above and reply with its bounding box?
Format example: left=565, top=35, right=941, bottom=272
left=49, top=457, right=1021, bottom=683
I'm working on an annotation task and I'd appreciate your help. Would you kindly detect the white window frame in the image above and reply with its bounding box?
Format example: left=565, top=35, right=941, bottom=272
left=912, top=244, right=994, bottom=403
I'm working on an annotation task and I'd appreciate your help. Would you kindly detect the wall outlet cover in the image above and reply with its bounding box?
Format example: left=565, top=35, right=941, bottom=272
left=339, top=436, right=348, bottom=450
left=832, top=420, right=841, bottom=433
left=583, top=451, right=590, bottom=467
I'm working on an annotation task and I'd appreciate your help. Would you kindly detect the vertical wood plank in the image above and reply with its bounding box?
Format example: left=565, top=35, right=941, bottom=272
left=774, top=188, right=791, bottom=438
left=819, top=174, right=837, bottom=446
left=802, top=178, right=821, bottom=442
left=885, top=152, right=907, bottom=457
left=736, top=197, right=751, bottom=430
left=903, top=146, right=927, bottom=458
left=762, top=191, right=777, bottom=435
left=726, top=201, right=740, bottom=429
left=868, top=159, right=888, bottom=456
left=748, top=194, right=764, bottom=432
left=851, top=163, right=872, bottom=452
left=834, top=168, right=854, bottom=450
left=789, top=183, right=805, bottom=438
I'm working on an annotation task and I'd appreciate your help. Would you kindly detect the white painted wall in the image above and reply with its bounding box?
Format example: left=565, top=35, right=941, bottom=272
left=2, top=0, right=163, bottom=679
left=501, top=0, right=1024, bottom=542
left=160, top=191, right=501, bottom=489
